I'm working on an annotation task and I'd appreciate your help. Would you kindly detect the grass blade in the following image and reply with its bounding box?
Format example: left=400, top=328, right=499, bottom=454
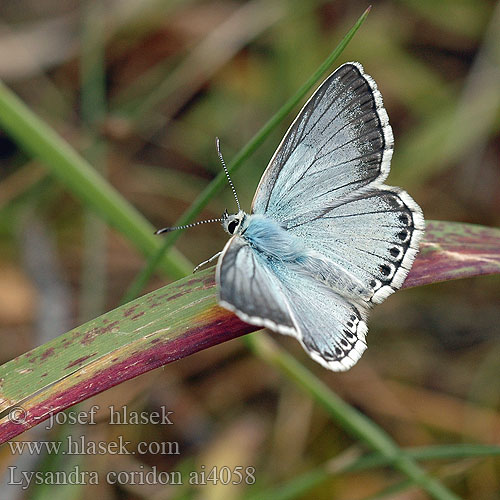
left=404, top=221, right=500, bottom=288
left=0, top=80, right=191, bottom=279
left=0, top=269, right=253, bottom=444
left=1, top=219, right=497, bottom=497
left=1, top=220, right=498, bottom=433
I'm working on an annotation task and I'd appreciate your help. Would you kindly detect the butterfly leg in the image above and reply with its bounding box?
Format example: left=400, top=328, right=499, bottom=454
left=193, top=251, right=222, bottom=273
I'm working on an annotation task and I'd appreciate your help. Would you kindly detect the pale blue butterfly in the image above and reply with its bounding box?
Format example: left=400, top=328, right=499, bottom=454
left=157, top=62, right=425, bottom=371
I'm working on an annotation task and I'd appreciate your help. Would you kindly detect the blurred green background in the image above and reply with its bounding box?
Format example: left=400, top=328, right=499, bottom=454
left=0, top=0, right=499, bottom=498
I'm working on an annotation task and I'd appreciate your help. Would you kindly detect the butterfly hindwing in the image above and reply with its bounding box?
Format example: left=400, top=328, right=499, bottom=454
left=289, top=187, right=424, bottom=303
left=217, top=236, right=370, bottom=371
left=276, top=261, right=370, bottom=371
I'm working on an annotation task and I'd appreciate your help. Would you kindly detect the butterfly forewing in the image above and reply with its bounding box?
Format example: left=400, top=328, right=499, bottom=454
left=252, top=62, right=393, bottom=227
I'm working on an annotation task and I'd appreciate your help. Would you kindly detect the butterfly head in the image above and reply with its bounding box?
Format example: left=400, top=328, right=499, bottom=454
left=222, top=209, right=247, bottom=235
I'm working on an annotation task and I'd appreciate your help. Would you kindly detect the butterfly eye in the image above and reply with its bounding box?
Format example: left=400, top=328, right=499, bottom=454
left=228, top=220, right=239, bottom=234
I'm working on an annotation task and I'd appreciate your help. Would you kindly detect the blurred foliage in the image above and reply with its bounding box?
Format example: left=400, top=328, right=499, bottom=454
left=0, top=0, right=499, bottom=499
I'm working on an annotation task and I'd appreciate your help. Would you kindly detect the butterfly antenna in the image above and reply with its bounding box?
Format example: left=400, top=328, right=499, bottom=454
left=155, top=218, right=224, bottom=235
left=216, top=137, right=240, bottom=211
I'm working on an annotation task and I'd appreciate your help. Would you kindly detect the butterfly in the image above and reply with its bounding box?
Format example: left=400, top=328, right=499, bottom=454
left=157, top=62, right=425, bottom=371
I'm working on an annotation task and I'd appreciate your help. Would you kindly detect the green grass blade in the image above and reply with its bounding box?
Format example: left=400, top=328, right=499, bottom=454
left=0, top=268, right=251, bottom=444
left=351, top=444, right=500, bottom=471
left=246, top=444, right=500, bottom=500
left=0, top=80, right=191, bottom=279
left=1, top=220, right=498, bottom=498
left=243, top=334, right=461, bottom=500
left=1, top=220, right=498, bottom=437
